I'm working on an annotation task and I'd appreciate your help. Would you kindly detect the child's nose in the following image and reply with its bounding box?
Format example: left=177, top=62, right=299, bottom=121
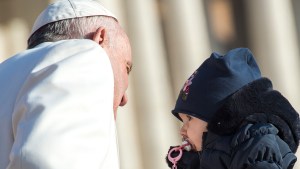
left=180, top=123, right=187, bottom=136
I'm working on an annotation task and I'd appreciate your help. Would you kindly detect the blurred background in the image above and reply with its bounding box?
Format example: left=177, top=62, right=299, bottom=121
left=1, top=0, right=300, bottom=168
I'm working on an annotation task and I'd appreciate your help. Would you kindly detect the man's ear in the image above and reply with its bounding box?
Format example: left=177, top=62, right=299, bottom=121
left=92, top=27, right=107, bottom=47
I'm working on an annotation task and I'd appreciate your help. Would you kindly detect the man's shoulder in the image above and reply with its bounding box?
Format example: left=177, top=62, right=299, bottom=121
left=2, top=39, right=103, bottom=64
left=0, top=39, right=112, bottom=86
left=43, top=39, right=99, bottom=49
left=36, top=39, right=105, bottom=59
left=30, top=39, right=112, bottom=77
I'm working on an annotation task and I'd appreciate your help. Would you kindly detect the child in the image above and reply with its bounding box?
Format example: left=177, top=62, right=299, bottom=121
left=166, top=48, right=300, bottom=169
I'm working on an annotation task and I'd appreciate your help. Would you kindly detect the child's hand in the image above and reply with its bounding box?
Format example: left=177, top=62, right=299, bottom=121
left=165, top=146, right=200, bottom=169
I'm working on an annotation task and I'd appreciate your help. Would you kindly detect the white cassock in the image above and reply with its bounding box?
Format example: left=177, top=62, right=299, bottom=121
left=0, top=39, right=119, bottom=169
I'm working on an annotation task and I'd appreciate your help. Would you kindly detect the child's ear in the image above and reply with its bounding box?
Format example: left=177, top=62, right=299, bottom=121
left=92, top=27, right=107, bottom=48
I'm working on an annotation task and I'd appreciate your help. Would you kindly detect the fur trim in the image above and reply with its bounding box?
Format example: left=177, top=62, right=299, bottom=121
left=207, top=77, right=300, bottom=152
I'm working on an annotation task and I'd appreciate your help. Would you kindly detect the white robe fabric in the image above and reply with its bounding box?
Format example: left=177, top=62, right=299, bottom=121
left=0, top=39, right=119, bottom=169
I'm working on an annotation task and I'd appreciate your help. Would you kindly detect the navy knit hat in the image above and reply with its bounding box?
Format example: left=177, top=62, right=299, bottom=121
left=172, top=48, right=261, bottom=122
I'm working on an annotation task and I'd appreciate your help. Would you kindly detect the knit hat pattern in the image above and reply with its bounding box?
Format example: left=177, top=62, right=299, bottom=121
left=172, top=48, right=261, bottom=122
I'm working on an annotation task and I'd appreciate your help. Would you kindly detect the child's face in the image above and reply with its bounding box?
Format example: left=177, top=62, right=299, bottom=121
left=178, top=113, right=208, bottom=151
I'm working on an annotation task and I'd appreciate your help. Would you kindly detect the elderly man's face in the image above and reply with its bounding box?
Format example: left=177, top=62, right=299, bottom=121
left=93, top=20, right=132, bottom=120
left=108, top=31, right=132, bottom=119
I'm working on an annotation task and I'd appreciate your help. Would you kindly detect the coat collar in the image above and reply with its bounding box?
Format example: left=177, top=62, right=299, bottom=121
left=207, top=78, right=300, bottom=152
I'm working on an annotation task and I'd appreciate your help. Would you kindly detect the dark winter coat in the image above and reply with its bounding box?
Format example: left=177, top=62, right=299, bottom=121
left=167, top=78, right=300, bottom=169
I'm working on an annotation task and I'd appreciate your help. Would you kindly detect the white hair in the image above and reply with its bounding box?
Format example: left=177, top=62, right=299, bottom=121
left=27, top=16, right=118, bottom=49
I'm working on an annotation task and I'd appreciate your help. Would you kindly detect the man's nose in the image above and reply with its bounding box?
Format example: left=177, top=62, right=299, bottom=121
left=119, top=93, right=128, bottom=106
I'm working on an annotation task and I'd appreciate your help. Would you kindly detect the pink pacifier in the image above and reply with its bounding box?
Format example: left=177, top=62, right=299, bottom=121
left=167, top=141, right=191, bottom=169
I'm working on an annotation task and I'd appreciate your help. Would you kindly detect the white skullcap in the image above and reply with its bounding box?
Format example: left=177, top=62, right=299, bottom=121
left=29, top=0, right=118, bottom=38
